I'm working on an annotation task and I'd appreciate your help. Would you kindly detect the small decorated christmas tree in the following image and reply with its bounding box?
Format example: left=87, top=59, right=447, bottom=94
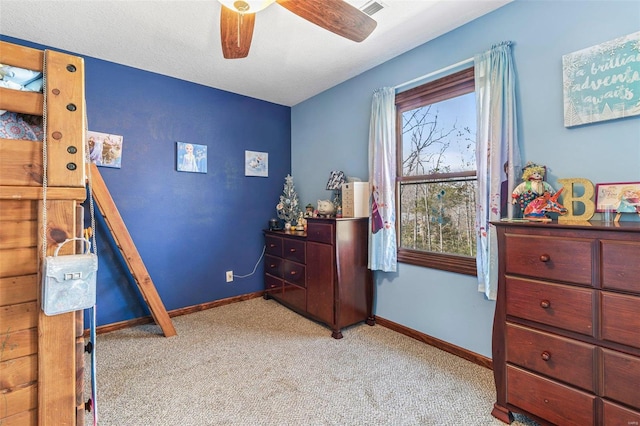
left=276, top=174, right=301, bottom=225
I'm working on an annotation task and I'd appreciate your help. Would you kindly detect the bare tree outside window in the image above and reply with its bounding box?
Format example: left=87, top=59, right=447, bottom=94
left=396, top=68, right=477, bottom=276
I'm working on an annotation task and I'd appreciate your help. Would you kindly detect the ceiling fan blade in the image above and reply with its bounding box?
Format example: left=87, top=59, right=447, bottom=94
left=276, top=0, right=377, bottom=42
left=220, top=6, right=256, bottom=59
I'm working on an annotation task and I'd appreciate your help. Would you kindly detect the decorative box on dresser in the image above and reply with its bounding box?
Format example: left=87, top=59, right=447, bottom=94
left=491, top=221, right=640, bottom=426
left=263, top=217, right=374, bottom=338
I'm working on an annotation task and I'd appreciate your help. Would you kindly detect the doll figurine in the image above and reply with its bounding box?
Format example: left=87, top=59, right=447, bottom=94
left=304, top=203, right=315, bottom=218
left=511, top=162, right=556, bottom=214
left=297, top=211, right=307, bottom=231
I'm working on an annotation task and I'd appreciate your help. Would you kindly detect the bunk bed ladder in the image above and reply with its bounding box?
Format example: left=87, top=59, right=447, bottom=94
left=89, top=163, right=177, bottom=337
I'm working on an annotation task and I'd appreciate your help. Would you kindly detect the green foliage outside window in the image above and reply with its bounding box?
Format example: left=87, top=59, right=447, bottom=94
left=400, top=180, right=476, bottom=257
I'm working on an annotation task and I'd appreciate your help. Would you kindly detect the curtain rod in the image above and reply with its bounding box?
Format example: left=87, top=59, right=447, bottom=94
left=393, top=57, right=474, bottom=90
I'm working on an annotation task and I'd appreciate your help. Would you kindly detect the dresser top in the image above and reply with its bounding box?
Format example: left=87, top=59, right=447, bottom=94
left=493, top=219, right=640, bottom=233
left=263, top=228, right=307, bottom=238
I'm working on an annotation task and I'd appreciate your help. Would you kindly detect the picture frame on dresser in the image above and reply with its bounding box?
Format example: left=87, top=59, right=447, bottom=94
left=595, top=181, right=640, bottom=213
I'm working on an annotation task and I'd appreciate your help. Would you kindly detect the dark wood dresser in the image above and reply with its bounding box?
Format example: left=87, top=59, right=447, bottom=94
left=263, top=217, right=374, bottom=338
left=491, top=220, right=640, bottom=426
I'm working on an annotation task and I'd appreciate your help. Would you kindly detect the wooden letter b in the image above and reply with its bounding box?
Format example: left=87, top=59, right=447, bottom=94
left=557, top=178, right=595, bottom=222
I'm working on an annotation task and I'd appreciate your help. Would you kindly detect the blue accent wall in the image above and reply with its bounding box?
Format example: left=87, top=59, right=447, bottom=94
left=291, top=0, right=640, bottom=357
left=2, top=36, right=291, bottom=328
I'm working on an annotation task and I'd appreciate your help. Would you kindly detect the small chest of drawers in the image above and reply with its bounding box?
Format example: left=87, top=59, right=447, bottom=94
left=263, top=218, right=374, bottom=338
left=491, top=221, right=640, bottom=426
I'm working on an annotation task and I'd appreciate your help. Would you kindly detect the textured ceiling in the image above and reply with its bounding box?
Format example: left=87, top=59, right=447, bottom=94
left=0, top=0, right=511, bottom=106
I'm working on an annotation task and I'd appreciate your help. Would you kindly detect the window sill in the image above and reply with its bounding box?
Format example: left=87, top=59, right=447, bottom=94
left=397, top=249, right=477, bottom=276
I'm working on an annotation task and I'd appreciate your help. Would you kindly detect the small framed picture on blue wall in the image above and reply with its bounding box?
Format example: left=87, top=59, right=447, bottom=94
left=88, top=130, right=123, bottom=168
left=245, top=150, right=268, bottom=177
left=176, top=142, right=207, bottom=173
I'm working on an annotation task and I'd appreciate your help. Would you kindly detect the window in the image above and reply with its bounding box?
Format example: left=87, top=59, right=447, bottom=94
left=396, top=67, right=477, bottom=276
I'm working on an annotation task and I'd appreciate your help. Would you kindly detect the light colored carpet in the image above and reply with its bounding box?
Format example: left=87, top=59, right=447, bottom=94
left=87, top=297, right=537, bottom=425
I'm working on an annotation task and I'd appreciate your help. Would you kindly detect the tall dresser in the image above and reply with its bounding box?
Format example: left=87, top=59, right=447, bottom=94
left=263, top=217, right=374, bottom=338
left=491, top=221, right=640, bottom=425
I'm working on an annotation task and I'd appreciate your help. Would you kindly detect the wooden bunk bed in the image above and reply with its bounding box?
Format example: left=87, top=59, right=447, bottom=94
left=0, top=41, right=87, bottom=425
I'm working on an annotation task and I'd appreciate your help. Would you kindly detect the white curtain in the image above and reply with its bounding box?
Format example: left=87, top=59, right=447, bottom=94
left=475, top=42, right=521, bottom=300
left=368, top=87, right=397, bottom=272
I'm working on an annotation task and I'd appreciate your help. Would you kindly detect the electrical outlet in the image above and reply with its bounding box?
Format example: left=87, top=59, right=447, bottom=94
left=226, top=270, right=233, bottom=282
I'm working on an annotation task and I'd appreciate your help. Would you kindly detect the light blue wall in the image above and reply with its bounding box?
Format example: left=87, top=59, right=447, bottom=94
left=291, top=0, right=640, bottom=357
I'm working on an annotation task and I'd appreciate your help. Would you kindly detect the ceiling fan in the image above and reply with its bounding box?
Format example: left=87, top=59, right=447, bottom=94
left=218, top=0, right=377, bottom=59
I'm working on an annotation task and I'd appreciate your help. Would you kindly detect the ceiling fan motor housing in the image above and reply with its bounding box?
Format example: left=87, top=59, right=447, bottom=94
left=222, top=0, right=275, bottom=13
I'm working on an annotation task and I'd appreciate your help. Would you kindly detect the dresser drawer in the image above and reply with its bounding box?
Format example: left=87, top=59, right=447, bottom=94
left=601, top=292, right=640, bottom=349
left=264, top=274, right=282, bottom=295
left=601, top=240, right=640, bottom=294
left=506, top=277, right=595, bottom=336
left=264, top=255, right=282, bottom=278
left=602, top=348, right=640, bottom=410
left=307, top=221, right=333, bottom=244
left=284, top=238, right=305, bottom=263
left=506, top=366, right=595, bottom=426
left=265, top=235, right=283, bottom=257
left=504, top=234, right=593, bottom=285
left=281, top=282, right=306, bottom=312
left=283, top=260, right=305, bottom=287
left=602, top=400, right=640, bottom=426
left=506, top=324, right=595, bottom=392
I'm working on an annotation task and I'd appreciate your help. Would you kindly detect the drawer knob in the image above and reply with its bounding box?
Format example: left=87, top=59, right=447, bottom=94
left=541, top=351, right=551, bottom=361
left=540, top=300, right=551, bottom=309
left=290, top=271, right=297, bottom=275
left=539, top=254, right=550, bottom=262
left=269, top=244, right=276, bottom=248
left=290, top=248, right=296, bottom=252
left=269, top=264, right=276, bottom=268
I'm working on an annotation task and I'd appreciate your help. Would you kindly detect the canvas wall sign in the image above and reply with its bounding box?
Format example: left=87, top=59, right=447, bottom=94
left=176, top=142, right=207, bottom=173
left=245, top=150, right=268, bottom=177
left=562, top=31, right=640, bottom=127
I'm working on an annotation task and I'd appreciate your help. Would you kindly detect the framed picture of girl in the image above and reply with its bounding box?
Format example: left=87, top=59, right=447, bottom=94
left=176, top=142, right=207, bottom=173
left=595, top=181, right=640, bottom=213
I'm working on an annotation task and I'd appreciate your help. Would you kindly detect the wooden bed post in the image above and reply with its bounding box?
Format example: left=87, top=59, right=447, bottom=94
left=37, top=48, right=88, bottom=426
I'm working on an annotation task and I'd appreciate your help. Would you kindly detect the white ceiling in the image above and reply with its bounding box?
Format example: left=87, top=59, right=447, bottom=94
left=0, top=0, right=511, bottom=106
